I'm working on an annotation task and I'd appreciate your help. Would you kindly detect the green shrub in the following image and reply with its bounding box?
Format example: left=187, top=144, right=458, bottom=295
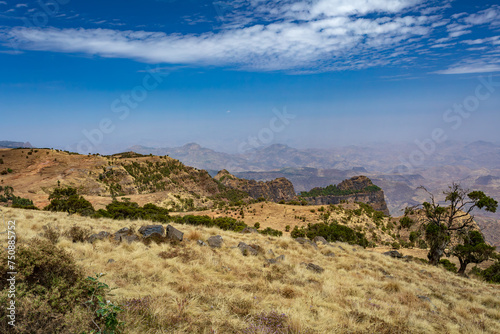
left=475, top=261, right=500, bottom=283
left=45, top=187, right=95, bottom=216
left=285, top=225, right=290, bottom=232
left=290, top=225, right=306, bottom=238
left=254, top=222, right=260, bottom=229
left=297, top=222, right=369, bottom=248
left=174, top=215, right=248, bottom=233
left=439, top=259, right=457, bottom=273
left=0, top=239, right=99, bottom=333
left=259, top=227, right=283, bottom=237
left=399, top=216, right=415, bottom=229
left=391, top=242, right=400, bottom=249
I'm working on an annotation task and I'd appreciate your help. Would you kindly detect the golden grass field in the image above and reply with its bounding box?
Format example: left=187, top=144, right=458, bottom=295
left=2, top=207, right=500, bottom=333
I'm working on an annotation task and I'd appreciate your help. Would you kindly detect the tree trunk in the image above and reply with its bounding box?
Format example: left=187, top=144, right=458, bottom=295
left=458, top=258, right=469, bottom=276
left=427, top=239, right=449, bottom=265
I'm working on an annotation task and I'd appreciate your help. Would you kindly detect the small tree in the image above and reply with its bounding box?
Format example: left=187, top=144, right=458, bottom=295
left=45, top=186, right=95, bottom=216
left=452, top=229, right=495, bottom=275
left=405, top=183, right=497, bottom=265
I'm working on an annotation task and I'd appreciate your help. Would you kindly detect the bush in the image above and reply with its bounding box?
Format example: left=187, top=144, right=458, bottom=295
left=290, top=225, right=306, bottom=238
left=259, top=227, right=283, bottom=237
left=0, top=239, right=99, bottom=333
left=475, top=261, right=500, bottom=283
left=175, top=215, right=248, bottom=233
left=296, top=222, right=369, bottom=248
left=65, top=226, right=92, bottom=243
left=94, top=200, right=170, bottom=223
left=44, top=187, right=95, bottom=216
left=391, top=242, right=401, bottom=249
left=254, top=222, right=260, bottom=229
left=439, top=259, right=457, bottom=273
left=399, top=216, right=415, bottom=228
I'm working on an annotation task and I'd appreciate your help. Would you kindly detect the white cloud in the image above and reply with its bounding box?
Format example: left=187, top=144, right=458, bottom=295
left=1, top=1, right=436, bottom=71
left=0, top=0, right=499, bottom=74
left=463, top=5, right=500, bottom=25
left=16, top=3, right=28, bottom=8
left=0, top=1, right=7, bottom=5
left=435, top=64, right=500, bottom=74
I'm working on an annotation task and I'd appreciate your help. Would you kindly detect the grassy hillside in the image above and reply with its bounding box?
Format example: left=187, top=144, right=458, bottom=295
left=2, top=207, right=499, bottom=333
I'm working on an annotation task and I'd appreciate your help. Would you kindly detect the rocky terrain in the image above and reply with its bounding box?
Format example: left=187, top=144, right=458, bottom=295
left=214, top=169, right=296, bottom=203
left=301, top=176, right=390, bottom=215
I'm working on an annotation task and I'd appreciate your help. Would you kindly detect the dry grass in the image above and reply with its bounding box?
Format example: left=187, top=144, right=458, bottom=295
left=3, top=207, right=500, bottom=333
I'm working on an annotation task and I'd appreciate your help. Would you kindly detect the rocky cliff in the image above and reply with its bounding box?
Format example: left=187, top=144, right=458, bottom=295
left=215, top=170, right=296, bottom=203
left=302, top=176, right=390, bottom=215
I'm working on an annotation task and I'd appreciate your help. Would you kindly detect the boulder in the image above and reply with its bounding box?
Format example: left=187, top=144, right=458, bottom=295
left=383, top=250, right=403, bottom=258
left=313, top=236, right=328, bottom=245
left=166, top=225, right=183, bottom=242
left=143, top=232, right=166, bottom=245
left=267, top=254, right=285, bottom=264
left=238, top=242, right=258, bottom=256
left=295, top=237, right=318, bottom=249
left=241, top=227, right=258, bottom=234
left=207, top=235, right=223, bottom=248
left=87, top=231, right=110, bottom=243
left=120, top=234, right=140, bottom=243
left=113, top=227, right=133, bottom=242
left=302, top=262, right=324, bottom=273
left=138, top=225, right=165, bottom=238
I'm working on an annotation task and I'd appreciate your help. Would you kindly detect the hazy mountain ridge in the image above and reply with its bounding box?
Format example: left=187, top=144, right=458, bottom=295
left=129, top=141, right=500, bottom=246
left=0, top=140, right=32, bottom=148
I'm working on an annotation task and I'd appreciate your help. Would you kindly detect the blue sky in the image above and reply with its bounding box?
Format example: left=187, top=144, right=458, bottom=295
left=0, top=0, right=499, bottom=154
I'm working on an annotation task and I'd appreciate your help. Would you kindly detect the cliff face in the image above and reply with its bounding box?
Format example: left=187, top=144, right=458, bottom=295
left=303, top=176, right=390, bottom=215
left=215, top=170, right=296, bottom=202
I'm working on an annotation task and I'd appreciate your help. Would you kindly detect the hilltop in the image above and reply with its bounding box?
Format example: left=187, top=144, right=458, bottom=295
left=1, top=206, right=499, bottom=333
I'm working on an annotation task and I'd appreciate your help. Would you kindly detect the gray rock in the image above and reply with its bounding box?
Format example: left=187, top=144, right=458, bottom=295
left=120, top=234, right=140, bottom=243
left=87, top=231, right=110, bottom=243
left=207, top=235, right=223, bottom=248
left=313, top=236, right=328, bottom=245
left=238, top=242, right=258, bottom=256
left=417, top=295, right=431, bottom=302
left=113, top=227, right=133, bottom=242
left=266, top=255, right=284, bottom=264
left=275, top=255, right=285, bottom=262
left=142, top=232, right=166, bottom=245
left=116, top=227, right=130, bottom=234
left=325, top=251, right=335, bottom=257
left=295, top=237, right=318, bottom=249
left=267, top=249, right=275, bottom=256
left=107, top=259, right=115, bottom=264
left=138, top=225, right=165, bottom=238
left=197, top=240, right=207, bottom=246
left=302, top=262, right=324, bottom=273
left=166, top=225, right=183, bottom=241
left=383, top=250, right=403, bottom=258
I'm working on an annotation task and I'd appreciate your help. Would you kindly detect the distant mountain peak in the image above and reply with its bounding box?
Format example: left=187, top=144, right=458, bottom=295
left=183, top=143, right=202, bottom=150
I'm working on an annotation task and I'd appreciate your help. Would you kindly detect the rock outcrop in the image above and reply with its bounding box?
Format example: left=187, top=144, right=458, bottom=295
left=302, top=176, right=390, bottom=215
left=215, top=169, right=296, bottom=202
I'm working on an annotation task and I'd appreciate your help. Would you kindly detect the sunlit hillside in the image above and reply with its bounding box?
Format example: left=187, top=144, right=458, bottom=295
left=2, top=207, right=500, bottom=333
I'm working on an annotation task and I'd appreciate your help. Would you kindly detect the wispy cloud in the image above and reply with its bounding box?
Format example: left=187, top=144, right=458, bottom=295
left=434, top=63, right=500, bottom=75
left=0, top=1, right=499, bottom=74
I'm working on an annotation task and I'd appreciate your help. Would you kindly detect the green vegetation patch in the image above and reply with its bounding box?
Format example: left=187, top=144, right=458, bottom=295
left=300, top=184, right=381, bottom=198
